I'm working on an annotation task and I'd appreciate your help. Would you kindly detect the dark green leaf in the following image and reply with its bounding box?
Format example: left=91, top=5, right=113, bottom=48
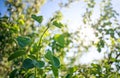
left=8, top=50, right=26, bottom=61
left=53, top=21, right=63, bottom=28
left=104, top=22, right=112, bottom=26
left=22, top=58, right=34, bottom=69
left=66, top=74, right=71, bottom=78
left=9, top=69, right=18, bottom=78
left=100, top=39, right=104, bottom=47
left=31, top=14, right=43, bottom=23
left=16, top=36, right=31, bottom=47
left=52, top=56, right=60, bottom=68
left=97, top=47, right=101, bottom=52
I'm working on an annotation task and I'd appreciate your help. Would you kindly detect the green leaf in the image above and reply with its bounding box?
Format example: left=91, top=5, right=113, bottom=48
left=31, top=14, right=43, bottom=23
left=16, top=36, right=31, bottom=47
left=45, top=50, right=53, bottom=60
left=52, top=56, right=60, bottom=68
left=53, top=21, right=63, bottom=28
left=30, top=43, right=41, bottom=54
left=9, top=69, right=18, bottom=78
left=69, top=67, right=74, bottom=74
left=32, top=60, right=45, bottom=68
left=104, top=22, right=112, bottom=26
left=8, top=50, right=26, bottom=61
left=100, top=39, right=104, bottom=47
left=45, top=51, right=60, bottom=77
left=54, top=34, right=65, bottom=47
left=24, top=73, right=35, bottom=78
left=22, top=58, right=34, bottom=69
left=45, top=50, right=60, bottom=68
left=29, top=75, right=35, bottom=78
left=51, top=66, right=58, bottom=77
left=66, top=74, right=71, bottom=78
left=28, top=55, right=36, bottom=59
left=97, top=47, right=101, bottom=52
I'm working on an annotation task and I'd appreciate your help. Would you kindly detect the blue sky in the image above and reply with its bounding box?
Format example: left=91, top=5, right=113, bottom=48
left=0, top=0, right=7, bottom=16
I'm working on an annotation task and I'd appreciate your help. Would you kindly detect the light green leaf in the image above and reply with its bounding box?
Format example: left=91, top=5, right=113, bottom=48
left=54, top=34, right=65, bottom=47
left=8, top=50, right=26, bottom=61
left=16, top=36, right=31, bottom=47
left=31, top=14, right=43, bottom=23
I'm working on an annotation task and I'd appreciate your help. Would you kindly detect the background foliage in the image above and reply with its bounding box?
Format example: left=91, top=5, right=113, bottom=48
left=0, top=0, right=120, bottom=78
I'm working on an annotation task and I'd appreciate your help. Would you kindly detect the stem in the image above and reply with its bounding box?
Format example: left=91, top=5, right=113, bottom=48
left=38, top=26, right=49, bottom=47
left=37, top=26, right=49, bottom=59
left=115, top=53, right=120, bottom=59
left=35, top=26, right=49, bottom=77
left=35, top=68, right=37, bottom=77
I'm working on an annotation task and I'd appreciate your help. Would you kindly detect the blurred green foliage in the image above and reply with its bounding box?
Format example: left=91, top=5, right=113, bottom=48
left=0, top=0, right=120, bottom=78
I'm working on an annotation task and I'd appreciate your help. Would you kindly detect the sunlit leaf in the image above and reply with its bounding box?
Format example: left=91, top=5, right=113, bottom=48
left=54, top=34, right=65, bottom=47
left=18, top=19, right=24, bottom=25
